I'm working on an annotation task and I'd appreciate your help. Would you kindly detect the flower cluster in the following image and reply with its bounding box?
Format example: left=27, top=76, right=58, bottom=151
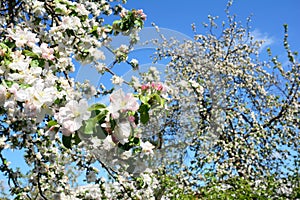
left=0, top=0, right=167, bottom=199
left=55, top=99, right=91, bottom=136
left=114, top=44, right=129, bottom=62
left=107, top=89, right=139, bottom=144
left=112, top=8, right=146, bottom=36
left=120, top=9, right=147, bottom=21
left=141, top=82, right=165, bottom=93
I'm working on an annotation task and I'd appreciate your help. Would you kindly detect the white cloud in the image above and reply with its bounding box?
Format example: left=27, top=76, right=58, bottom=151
left=250, top=29, right=274, bottom=50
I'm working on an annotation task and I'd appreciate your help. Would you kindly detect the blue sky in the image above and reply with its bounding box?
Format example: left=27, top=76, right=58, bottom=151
left=125, top=0, right=300, bottom=54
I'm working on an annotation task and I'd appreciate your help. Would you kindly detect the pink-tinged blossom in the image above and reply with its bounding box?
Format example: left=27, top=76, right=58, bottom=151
left=75, top=3, right=89, bottom=16
left=119, top=10, right=127, bottom=18
left=60, top=16, right=81, bottom=30
left=155, top=83, right=163, bottom=91
left=40, top=43, right=55, bottom=60
left=55, top=99, right=91, bottom=136
left=108, top=89, right=139, bottom=119
left=8, top=83, right=19, bottom=96
left=136, top=9, right=147, bottom=21
left=23, top=102, right=38, bottom=118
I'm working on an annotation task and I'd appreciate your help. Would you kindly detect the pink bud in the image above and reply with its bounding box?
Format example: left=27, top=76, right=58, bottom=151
left=128, top=116, right=135, bottom=122
left=141, top=14, right=147, bottom=21
left=141, top=84, right=149, bottom=91
left=151, top=82, right=156, bottom=88
left=137, top=9, right=146, bottom=20
left=156, top=83, right=163, bottom=91
left=137, top=9, right=143, bottom=15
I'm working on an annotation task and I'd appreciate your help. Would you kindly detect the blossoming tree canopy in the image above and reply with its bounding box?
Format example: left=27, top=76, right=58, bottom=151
left=0, top=0, right=299, bottom=199
left=150, top=14, right=299, bottom=200
left=0, top=0, right=170, bottom=198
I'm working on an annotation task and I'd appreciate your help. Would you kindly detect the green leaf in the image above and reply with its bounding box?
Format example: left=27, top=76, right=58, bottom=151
left=0, top=42, right=9, bottom=50
left=131, top=137, right=140, bottom=145
left=4, top=80, right=14, bottom=87
left=90, top=25, right=98, bottom=33
left=38, top=59, right=45, bottom=67
left=139, top=95, right=150, bottom=104
left=88, top=103, right=106, bottom=111
left=94, top=126, right=107, bottom=139
left=104, top=25, right=113, bottom=33
left=89, top=25, right=99, bottom=37
left=160, top=98, right=165, bottom=107
left=23, top=50, right=39, bottom=59
left=149, top=94, right=161, bottom=106
left=118, top=141, right=132, bottom=151
left=30, top=59, right=40, bottom=68
left=18, top=83, right=31, bottom=89
left=4, top=57, right=11, bottom=66
left=4, top=40, right=15, bottom=49
left=134, top=19, right=144, bottom=28
left=62, top=135, right=72, bottom=149
left=139, top=103, right=150, bottom=124
left=112, top=20, right=122, bottom=32
left=95, top=111, right=107, bottom=123
left=69, top=5, right=77, bottom=10
left=84, top=118, right=97, bottom=135
left=83, top=108, right=108, bottom=135
left=54, top=8, right=64, bottom=14
left=74, top=132, right=81, bottom=145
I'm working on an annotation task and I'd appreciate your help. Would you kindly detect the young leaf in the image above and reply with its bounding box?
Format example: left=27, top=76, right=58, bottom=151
left=23, top=50, right=39, bottom=59
left=84, top=118, right=97, bottom=135
left=139, top=103, right=150, bottom=124
left=88, top=103, right=107, bottom=111
left=74, top=132, right=81, bottom=145
left=47, top=120, right=57, bottom=128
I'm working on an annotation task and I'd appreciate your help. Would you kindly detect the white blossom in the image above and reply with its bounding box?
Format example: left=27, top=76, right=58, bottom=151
left=112, top=119, right=131, bottom=145
left=108, top=89, right=139, bottom=119
left=7, top=27, right=39, bottom=47
left=111, top=75, right=124, bottom=85
left=55, top=99, right=91, bottom=135
left=140, top=141, right=155, bottom=155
